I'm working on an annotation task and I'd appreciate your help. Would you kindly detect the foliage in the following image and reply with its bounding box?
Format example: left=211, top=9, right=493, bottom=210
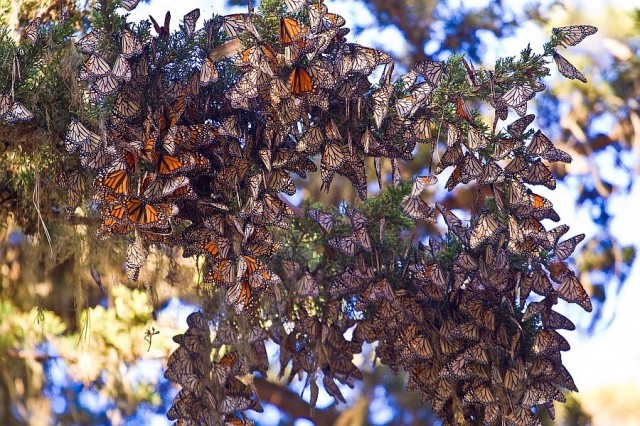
left=0, top=0, right=603, bottom=425
left=0, top=286, right=177, bottom=425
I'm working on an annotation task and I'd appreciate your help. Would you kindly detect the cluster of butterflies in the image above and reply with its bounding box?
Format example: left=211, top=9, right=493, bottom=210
left=2, top=0, right=595, bottom=422
left=281, top=194, right=580, bottom=424
left=165, top=311, right=264, bottom=425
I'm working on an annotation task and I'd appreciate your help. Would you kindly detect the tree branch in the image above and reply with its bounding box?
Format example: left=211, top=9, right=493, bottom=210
left=254, top=376, right=339, bottom=425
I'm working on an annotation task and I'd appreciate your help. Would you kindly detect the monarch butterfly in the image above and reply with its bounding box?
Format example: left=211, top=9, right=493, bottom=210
left=501, top=84, right=536, bottom=110
left=456, top=97, right=472, bottom=121
left=507, top=179, right=528, bottom=208
left=120, top=29, right=143, bottom=58
left=226, top=280, right=252, bottom=312
left=120, top=0, right=141, bottom=11
left=182, top=8, right=200, bottom=37
left=96, top=161, right=130, bottom=194
left=470, top=214, right=501, bottom=249
left=466, top=126, right=487, bottom=150
left=480, top=161, right=503, bottom=184
left=83, top=54, right=111, bottom=79
left=372, top=84, right=393, bottom=128
left=453, top=321, right=481, bottom=341
left=411, top=116, right=433, bottom=141
left=523, top=161, right=557, bottom=189
left=505, top=406, right=538, bottom=425
left=296, top=272, right=318, bottom=297
left=199, top=58, right=218, bottom=86
left=414, top=60, right=445, bottom=87
left=544, top=305, right=576, bottom=330
left=225, top=416, right=255, bottom=426
left=409, top=175, right=437, bottom=197
left=460, top=153, right=483, bottom=182
left=76, top=31, right=99, bottom=54
left=462, top=381, right=495, bottom=404
left=23, top=18, right=41, bottom=44
left=126, top=197, right=162, bottom=225
left=504, top=156, right=527, bottom=176
left=528, top=130, right=572, bottom=163
left=289, top=66, right=313, bottom=94
left=222, top=14, right=248, bottom=38
left=552, top=49, right=587, bottom=83
left=93, top=74, right=119, bottom=96
left=506, top=113, right=535, bottom=139
left=4, top=102, right=33, bottom=124
left=492, top=137, right=520, bottom=160
left=445, top=162, right=464, bottom=191
left=112, top=55, right=131, bottom=81
left=65, top=119, right=98, bottom=152
left=279, top=17, right=308, bottom=45
left=307, top=209, right=334, bottom=233
left=401, top=195, right=436, bottom=222
left=554, top=233, right=584, bottom=260
left=57, top=170, right=85, bottom=211
left=264, top=169, right=295, bottom=195
left=553, top=25, right=597, bottom=47
left=532, top=267, right=554, bottom=296
left=284, top=0, right=307, bottom=12
left=557, top=272, right=592, bottom=312
left=320, top=143, right=347, bottom=172
left=150, top=11, right=171, bottom=39
left=126, top=233, right=148, bottom=281
left=165, top=348, right=194, bottom=384
left=454, top=253, right=478, bottom=273
left=531, top=329, right=570, bottom=357
left=147, top=175, right=191, bottom=200
left=321, top=12, right=347, bottom=31
left=0, top=93, right=12, bottom=118
left=329, top=235, right=359, bottom=255
left=337, top=44, right=391, bottom=76
left=436, top=143, right=463, bottom=174
left=152, top=153, right=181, bottom=175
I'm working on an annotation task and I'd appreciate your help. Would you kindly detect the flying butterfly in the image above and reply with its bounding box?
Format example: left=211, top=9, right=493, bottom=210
left=182, top=8, right=200, bottom=37
left=150, top=11, right=171, bottom=39
left=552, top=49, right=587, bottom=83
left=553, top=25, right=597, bottom=47
left=120, top=0, right=141, bottom=11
